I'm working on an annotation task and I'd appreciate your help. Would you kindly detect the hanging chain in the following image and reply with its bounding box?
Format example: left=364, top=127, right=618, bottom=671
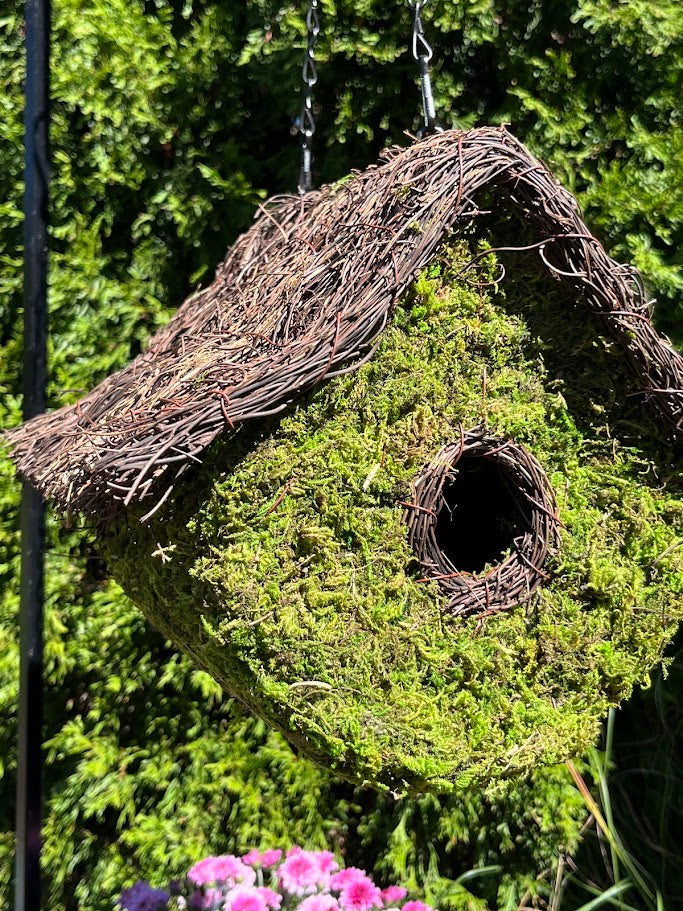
left=408, top=0, right=443, bottom=137
left=297, top=0, right=321, bottom=194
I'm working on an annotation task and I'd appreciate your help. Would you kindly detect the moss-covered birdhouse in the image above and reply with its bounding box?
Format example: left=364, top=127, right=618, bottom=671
left=7, top=128, right=683, bottom=794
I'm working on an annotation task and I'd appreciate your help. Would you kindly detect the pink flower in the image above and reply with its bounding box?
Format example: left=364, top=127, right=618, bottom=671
left=242, top=849, right=284, bottom=870
left=225, top=886, right=271, bottom=911
left=312, top=851, right=338, bottom=876
left=261, top=850, right=284, bottom=870
left=188, top=856, right=256, bottom=888
left=339, top=877, right=383, bottom=911
left=402, top=903, right=436, bottom=911
left=381, top=888, right=407, bottom=905
left=279, top=847, right=334, bottom=895
left=330, top=869, right=368, bottom=893
left=297, top=896, right=340, bottom=911
left=259, top=889, right=283, bottom=910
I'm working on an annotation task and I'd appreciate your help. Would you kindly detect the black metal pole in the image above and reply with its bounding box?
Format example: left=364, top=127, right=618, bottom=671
left=16, top=0, right=50, bottom=908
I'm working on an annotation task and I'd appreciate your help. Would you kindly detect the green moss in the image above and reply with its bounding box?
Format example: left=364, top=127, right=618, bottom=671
left=104, top=239, right=683, bottom=794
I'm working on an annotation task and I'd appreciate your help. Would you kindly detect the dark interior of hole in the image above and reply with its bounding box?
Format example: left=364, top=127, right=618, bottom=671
left=434, top=457, right=530, bottom=574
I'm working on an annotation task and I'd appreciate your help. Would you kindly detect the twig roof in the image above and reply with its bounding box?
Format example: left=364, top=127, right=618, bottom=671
left=6, top=127, right=683, bottom=521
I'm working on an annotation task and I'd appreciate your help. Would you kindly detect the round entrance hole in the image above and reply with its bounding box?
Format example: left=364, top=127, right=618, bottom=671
left=434, top=457, right=529, bottom=574
left=404, top=427, right=559, bottom=616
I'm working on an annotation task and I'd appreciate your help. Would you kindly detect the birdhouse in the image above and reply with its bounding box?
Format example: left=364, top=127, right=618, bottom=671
left=7, top=128, right=683, bottom=794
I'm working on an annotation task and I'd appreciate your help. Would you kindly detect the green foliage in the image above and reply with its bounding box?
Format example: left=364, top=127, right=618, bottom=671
left=0, top=0, right=681, bottom=908
left=565, top=636, right=683, bottom=909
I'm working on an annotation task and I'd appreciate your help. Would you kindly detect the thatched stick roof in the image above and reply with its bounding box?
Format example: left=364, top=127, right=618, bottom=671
left=5, top=127, right=683, bottom=521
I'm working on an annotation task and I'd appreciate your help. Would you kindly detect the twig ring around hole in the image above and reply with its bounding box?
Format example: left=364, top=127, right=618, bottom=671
left=403, top=427, right=559, bottom=616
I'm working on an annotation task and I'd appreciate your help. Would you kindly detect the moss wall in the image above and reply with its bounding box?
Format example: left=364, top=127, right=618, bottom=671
left=104, top=239, right=683, bottom=794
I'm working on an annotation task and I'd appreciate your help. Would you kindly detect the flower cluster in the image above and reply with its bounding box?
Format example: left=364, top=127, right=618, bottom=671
left=119, top=881, right=171, bottom=911
left=117, top=848, right=437, bottom=911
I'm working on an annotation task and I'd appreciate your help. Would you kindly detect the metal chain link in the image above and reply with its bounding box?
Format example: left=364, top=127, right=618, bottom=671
left=297, top=0, right=321, bottom=194
left=407, top=0, right=443, bottom=137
